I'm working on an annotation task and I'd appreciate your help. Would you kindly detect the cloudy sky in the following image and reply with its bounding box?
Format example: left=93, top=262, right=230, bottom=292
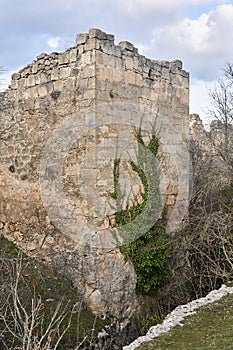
left=1, top=0, right=233, bottom=125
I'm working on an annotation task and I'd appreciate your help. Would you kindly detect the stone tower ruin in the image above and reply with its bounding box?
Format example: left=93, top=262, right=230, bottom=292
left=0, top=29, right=190, bottom=320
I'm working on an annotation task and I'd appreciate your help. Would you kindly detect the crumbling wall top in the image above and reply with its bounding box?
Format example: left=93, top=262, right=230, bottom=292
left=7, top=28, right=188, bottom=91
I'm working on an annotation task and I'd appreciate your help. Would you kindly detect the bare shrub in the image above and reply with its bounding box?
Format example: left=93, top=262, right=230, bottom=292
left=0, top=255, right=73, bottom=350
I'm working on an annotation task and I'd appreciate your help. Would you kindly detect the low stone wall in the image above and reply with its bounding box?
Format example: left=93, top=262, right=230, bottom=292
left=124, top=284, right=233, bottom=349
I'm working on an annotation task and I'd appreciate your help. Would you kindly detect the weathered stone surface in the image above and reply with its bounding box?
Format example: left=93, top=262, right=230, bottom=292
left=0, top=28, right=191, bottom=322
left=189, top=113, right=233, bottom=186
left=76, top=33, right=89, bottom=45
left=119, top=41, right=137, bottom=53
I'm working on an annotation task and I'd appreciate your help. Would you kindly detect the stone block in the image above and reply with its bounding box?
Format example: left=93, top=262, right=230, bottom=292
left=36, top=53, right=47, bottom=60
left=171, top=59, right=182, bottom=69
left=99, top=52, right=108, bottom=67
left=51, top=68, right=59, bottom=81
left=26, top=75, right=36, bottom=87
left=10, top=79, right=18, bottom=90
left=24, top=98, right=34, bottom=111
left=96, top=51, right=104, bottom=65
left=82, top=66, right=95, bottom=79
left=99, top=67, right=113, bottom=82
left=113, top=57, right=122, bottom=70
left=18, top=78, right=26, bottom=88
left=101, top=41, right=114, bottom=55
left=135, top=73, right=142, bottom=86
left=35, top=74, right=40, bottom=85
left=89, top=28, right=108, bottom=40
left=112, top=45, right=122, bottom=58
left=125, top=56, right=134, bottom=70
left=66, top=76, right=76, bottom=89
left=59, top=52, right=69, bottom=65
left=11, top=73, right=21, bottom=80
left=85, top=38, right=99, bottom=51
left=29, top=86, right=38, bottom=99
left=132, top=56, right=140, bottom=71
left=38, top=84, right=49, bottom=97
left=160, top=60, right=170, bottom=68
left=69, top=48, right=77, bottom=62
left=71, top=67, right=79, bottom=76
left=79, top=52, right=93, bottom=66
left=150, top=88, right=159, bottom=101
left=39, top=72, right=49, bottom=84
left=106, top=34, right=115, bottom=42
left=77, top=45, right=85, bottom=55
left=21, top=65, right=32, bottom=78
left=118, top=41, right=136, bottom=52
left=180, top=70, right=189, bottom=79
left=106, top=54, right=116, bottom=68
left=60, top=67, right=70, bottom=79
left=125, top=70, right=136, bottom=85
left=31, top=62, right=39, bottom=74
left=162, top=67, right=170, bottom=81
left=76, top=33, right=89, bottom=45
left=112, top=69, right=123, bottom=83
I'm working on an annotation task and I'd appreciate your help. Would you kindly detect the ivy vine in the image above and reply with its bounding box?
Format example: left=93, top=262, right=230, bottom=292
left=111, top=127, right=173, bottom=295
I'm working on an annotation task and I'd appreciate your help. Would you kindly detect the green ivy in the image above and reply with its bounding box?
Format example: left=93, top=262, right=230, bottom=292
left=120, top=221, right=173, bottom=294
left=110, top=158, right=120, bottom=200
left=112, top=128, right=173, bottom=295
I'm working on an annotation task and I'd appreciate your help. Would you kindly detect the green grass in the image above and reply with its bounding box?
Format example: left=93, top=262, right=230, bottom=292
left=138, top=293, right=233, bottom=350
left=0, top=236, right=109, bottom=349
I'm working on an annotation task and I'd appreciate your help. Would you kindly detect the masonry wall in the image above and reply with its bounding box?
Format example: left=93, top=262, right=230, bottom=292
left=0, top=29, right=189, bottom=321
left=190, top=113, right=233, bottom=186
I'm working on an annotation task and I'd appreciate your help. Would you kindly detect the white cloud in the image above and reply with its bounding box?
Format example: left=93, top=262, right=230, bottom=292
left=164, top=13, right=212, bottom=54
left=126, top=0, right=214, bottom=13
left=216, top=0, right=232, bottom=3
left=189, top=78, right=215, bottom=123
left=148, top=4, right=233, bottom=80
left=118, top=0, right=179, bottom=24
left=187, top=0, right=213, bottom=4
left=47, top=36, right=61, bottom=49
left=163, top=4, right=233, bottom=54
